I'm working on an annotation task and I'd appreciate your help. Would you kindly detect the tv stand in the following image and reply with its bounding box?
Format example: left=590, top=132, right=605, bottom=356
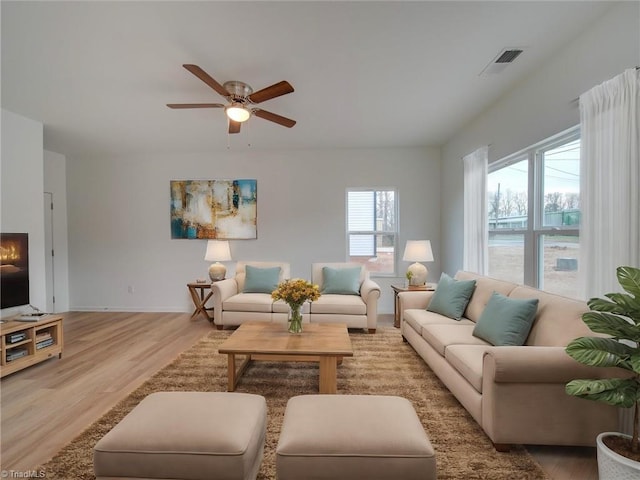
left=1, top=315, right=63, bottom=378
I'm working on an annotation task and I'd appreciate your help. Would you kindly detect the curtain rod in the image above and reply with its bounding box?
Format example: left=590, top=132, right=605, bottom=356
left=571, top=67, right=638, bottom=105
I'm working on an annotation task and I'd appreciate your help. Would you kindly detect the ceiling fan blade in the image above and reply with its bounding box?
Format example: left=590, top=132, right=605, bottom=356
left=248, top=81, right=294, bottom=104
left=254, top=109, right=296, bottom=128
left=228, top=120, right=241, bottom=134
left=166, top=103, right=225, bottom=109
left=182, top=64, right=229, bottom=98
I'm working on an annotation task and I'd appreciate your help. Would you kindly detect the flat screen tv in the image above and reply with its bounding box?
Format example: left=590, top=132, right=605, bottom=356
left=1, top=233, right=30, bottom=310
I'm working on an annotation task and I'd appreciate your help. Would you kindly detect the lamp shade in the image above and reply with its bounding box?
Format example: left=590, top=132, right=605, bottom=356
left=204, top=240, right=232, bottom=281
left=225, top=104, right=251, bottom=123
left=204, top=240, right=232, bottom=262
left=402, top=240, right=434, bottom=262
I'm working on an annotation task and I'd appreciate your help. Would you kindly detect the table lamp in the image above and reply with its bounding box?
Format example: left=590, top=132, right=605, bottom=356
left=204, top=240, right=232, bottom=281
left=402, top=240, right=434, bottom=286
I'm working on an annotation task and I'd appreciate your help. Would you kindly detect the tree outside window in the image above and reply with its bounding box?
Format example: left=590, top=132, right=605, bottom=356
left=347, top=189, right=397, bottom=275
left=487, top=130, right=580, bottom=298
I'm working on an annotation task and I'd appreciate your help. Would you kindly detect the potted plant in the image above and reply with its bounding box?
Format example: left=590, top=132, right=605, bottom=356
left=405, top=270, right=413, bottom=288
left=565, top=265, right=640, bottom=478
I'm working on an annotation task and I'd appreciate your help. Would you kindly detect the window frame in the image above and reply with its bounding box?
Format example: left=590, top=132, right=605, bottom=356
left=346, top=187, right=398, bottom=277
left=488, top=126, right=580, bottom=290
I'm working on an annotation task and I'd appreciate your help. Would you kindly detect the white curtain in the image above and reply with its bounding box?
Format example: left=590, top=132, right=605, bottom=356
left=579, top=68, right=640, bottom=299
left=463, top=145, right=489, bottom=274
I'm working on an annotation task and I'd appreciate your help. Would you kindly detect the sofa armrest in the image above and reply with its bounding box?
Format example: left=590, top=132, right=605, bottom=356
left=211, top=279, right=239, bottom=321
left=360, top=278, right=381, bottom=302
left=398, top=291, right=434, bottom=313
left=483, top=346, right=626, bottom=384
left=360, top=278, right=381, bottom=331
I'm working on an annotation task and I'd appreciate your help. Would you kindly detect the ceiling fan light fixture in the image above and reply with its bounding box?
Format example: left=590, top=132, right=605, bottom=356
left=225, top=104, right=251, bottom=123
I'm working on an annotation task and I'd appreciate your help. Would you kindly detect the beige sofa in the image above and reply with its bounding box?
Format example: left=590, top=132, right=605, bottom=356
left=211, top=261, right=381, bottom=332
left=399, top=271, right=621, bottom=450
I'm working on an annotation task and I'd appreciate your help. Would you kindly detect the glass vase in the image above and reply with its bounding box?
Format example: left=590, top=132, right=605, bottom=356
left=288, top=304, right=303, bottom=334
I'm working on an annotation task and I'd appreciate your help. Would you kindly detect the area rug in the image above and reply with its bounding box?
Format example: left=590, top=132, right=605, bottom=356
left=40, top=327, right=547, bottom=479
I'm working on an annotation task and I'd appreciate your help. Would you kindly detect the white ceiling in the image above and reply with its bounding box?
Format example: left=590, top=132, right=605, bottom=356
left=1, top=1, right=616, bottom=158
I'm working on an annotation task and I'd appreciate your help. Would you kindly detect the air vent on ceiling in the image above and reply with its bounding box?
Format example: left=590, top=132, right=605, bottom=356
left=480, top=48, right=525, bottom=76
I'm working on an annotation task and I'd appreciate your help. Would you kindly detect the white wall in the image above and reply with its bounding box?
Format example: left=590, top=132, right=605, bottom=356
left=0, top=109, right=46, bottom=315
left=440, top=2, right=640, bottom=275
left=66, top=147, right=441, bottom=313
left=44, top=150, right=70, bottom=312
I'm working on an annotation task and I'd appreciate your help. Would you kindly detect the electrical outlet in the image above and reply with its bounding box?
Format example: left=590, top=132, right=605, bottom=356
left=127, top=285, right=135, bottom=294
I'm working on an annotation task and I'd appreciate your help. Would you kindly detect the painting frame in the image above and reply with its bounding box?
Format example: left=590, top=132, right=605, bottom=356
left=170, top=179, right=257, bottom=239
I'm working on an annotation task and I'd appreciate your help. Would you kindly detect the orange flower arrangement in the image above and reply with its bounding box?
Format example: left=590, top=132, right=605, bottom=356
left=271, top=278, right=321, bottom=309
left=272, top=279, right=321, bottom=333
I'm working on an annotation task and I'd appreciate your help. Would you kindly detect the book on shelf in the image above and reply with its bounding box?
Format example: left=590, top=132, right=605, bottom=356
left=7, top=332, right=28, bottom=344
left=35, top=332, right=52, bottom=342
left=6, top=348, right=28, bottom=362
left=36, top=338, right=55, bottom=349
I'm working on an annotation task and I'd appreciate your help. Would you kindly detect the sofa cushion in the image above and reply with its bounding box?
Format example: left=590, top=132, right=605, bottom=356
left=321, top=266, right=361, bottom=295
left=310, top=294, right=366, bottom=315
left=472, top=292, right=539, bottom=346
left=454, top=271, right=517, bottom=322
left=404, top=309, right=474, bottom=336
left=508, top=286, right=592, bottom=346
left=421, top=324, right=489, bottom=356
left=427, top=273, right=476, bottom=320
left=243, top=265, right=281, bottom=294
left=312, top=263, right=367, bottom=290
left=224, top=293, right=275, bottom=313
left=445, top=345, right=489, bottom=393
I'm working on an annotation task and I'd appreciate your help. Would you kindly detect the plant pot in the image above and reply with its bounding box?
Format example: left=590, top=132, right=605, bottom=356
left=596, top=432, right=640, bottom=480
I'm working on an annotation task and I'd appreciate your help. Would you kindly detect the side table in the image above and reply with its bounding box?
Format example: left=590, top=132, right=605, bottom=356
left=391, top=284, right=435, bottom=328
left=187, top=282, right=215, bottom=322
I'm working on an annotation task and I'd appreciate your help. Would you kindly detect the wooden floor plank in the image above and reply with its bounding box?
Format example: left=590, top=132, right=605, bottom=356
left=0, top=312, right=597, bottom=479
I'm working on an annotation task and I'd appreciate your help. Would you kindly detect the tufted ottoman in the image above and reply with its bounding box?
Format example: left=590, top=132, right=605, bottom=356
left=276, top=395, right=436, bottom=480
left=94, top=391, right=267, bottom=480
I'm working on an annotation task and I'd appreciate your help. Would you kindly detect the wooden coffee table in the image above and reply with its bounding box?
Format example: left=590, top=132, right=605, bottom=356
left=218, top=322, right=353, bottom=394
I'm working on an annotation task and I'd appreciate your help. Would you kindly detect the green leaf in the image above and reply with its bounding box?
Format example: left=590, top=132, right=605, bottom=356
left=566, top=337, right=635, bottom=369
left=604, top=293, right=640, bottom=319
left=566, top=378, right=640, bottom=408
left=618, top=266, right=640, bottom=298
left=581, top=311, right=640, bottom=340
left=589, top=296, right=631, bottom=315
left=629, top=353, right=640, bottom=375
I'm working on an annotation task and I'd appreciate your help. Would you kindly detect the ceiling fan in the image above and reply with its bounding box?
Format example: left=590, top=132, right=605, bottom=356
left=167, top=64, right=296, bottom=134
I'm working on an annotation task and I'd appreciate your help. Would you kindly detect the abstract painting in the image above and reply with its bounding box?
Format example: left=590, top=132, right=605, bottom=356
left=170, top=179, right=257, bottom=239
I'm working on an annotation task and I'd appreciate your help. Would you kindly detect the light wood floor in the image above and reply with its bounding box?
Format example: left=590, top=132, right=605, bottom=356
left=0, top=312, right=598, bottom=479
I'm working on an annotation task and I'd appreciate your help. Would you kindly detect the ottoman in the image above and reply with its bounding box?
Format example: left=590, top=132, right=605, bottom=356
left=276, top=395, right=436, bottom=480
left=94, top=391, right=267, bottom=480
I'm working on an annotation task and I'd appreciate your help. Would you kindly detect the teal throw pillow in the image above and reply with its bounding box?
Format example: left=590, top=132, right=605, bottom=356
left=473, top=292, right=539, bottom=346
left=321, top=266, right=361, bottom=295
left=426, top=273, right=476, bottom=320
left=243, top=265, right=281, bottom=294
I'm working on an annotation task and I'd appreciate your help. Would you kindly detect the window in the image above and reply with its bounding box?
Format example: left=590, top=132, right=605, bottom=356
left=346, top=189, right=397, bottom=275
left=487, top=128, right=580, bottom=298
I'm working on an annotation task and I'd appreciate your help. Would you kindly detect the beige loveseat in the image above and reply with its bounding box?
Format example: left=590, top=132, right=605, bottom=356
left=399, top=271, right=621, bottom=450
left=211, top=261, right=381, bottom=332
